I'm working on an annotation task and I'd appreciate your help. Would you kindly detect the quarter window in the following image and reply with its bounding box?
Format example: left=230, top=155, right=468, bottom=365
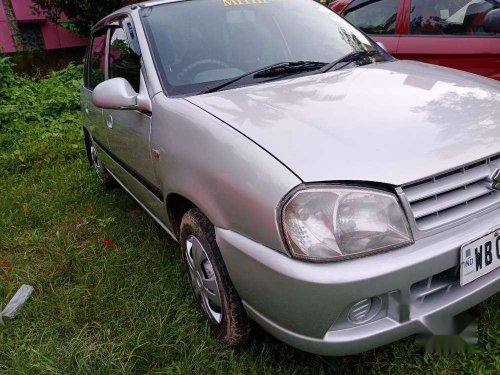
left=344, top=0, right=400, bottom=35
left=409, top=0, right=500, bottom=35
left=88, top=31, right=107, bottom=90
left=108, top=22, right=141, bottom=92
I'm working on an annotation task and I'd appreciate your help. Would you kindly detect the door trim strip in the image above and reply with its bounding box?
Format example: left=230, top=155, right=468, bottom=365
left=92, top=137, right=164, bottom=201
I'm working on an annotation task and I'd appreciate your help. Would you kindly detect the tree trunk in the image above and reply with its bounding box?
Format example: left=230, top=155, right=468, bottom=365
left=1, top=0, right=24, bottom=52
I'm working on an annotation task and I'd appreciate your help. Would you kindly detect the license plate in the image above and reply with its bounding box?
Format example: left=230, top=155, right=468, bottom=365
left=461, top=229, right=500, bottom=286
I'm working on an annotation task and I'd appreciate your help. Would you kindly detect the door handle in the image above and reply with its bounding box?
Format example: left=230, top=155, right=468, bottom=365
left=106, top=114, right=113, bottom=129
left=152, top=149, right=161, bottom=159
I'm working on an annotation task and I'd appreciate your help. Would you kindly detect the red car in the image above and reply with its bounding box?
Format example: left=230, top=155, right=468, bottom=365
left=330, top=0, right=500, bottom=80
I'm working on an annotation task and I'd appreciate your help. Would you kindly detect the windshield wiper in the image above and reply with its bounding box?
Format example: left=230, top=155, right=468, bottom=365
left=253, top=61, right=326, bottom=78
left=201, top=61, right=326, bottom=94
left=320, top=50, right=380, bottom=74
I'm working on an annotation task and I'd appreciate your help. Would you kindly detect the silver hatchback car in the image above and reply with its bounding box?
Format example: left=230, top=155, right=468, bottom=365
left=81, top=0, right=500, bottom=355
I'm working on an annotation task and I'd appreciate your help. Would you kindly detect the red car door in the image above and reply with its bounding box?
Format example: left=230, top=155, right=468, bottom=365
left=331, top=0, right=407, bottom=55
left=396, top=0, right=500, bottom=80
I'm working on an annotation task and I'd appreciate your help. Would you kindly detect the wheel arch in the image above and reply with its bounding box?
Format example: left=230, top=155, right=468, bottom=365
left=166, top=193, right=197, bottom=240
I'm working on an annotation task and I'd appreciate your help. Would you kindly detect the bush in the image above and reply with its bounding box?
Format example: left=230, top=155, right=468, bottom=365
left=0, top=58, right=83, bottom=173
left=0, top=61, right=81, bottom=128
left=0, top=56, right=17, bottom=96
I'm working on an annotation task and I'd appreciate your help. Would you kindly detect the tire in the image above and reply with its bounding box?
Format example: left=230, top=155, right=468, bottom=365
left=85, top=134, right=116, bottom=188
left=180, top=208, right=251, bottom=346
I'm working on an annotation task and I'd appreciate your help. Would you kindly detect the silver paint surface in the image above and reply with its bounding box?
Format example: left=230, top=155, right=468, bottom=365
left=188, top=60, right=500, bottom=185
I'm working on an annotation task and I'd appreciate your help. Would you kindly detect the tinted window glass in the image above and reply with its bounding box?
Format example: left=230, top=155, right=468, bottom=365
left=142, top=0, right=380, bottom=96
left=344, top=0, right=399, bottom=34
left=410, top=0, right=500, bottom=35
left=88, top=32, right=107, bottom=89
left=109, top=22, right=141, bottom=92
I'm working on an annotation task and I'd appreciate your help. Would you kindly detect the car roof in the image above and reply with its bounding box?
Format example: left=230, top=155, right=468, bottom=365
left=92, top=0, right=187, bottom=31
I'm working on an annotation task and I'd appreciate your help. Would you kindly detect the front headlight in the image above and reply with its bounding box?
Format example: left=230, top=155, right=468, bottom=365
left=281, top=186, right=413, bottom=261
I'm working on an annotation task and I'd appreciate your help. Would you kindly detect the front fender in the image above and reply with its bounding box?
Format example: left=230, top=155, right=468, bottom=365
left=151, top=94, right=301, bottom=253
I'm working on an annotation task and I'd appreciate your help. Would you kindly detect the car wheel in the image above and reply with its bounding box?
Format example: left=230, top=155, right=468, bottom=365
left=180, top=208, right=251, bottom=346
left=87, top=138, right=115, bottom=188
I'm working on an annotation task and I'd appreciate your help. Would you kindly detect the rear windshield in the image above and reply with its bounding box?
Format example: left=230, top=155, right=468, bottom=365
left=141, top=0, right=376, bottom=96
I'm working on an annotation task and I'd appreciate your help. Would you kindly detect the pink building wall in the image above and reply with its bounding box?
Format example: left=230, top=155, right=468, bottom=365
left=0, top=0, right=87, bottom=53
left=12, top=0, right=45, bottom=21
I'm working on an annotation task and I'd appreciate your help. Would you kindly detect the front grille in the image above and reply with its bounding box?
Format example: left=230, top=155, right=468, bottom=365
left=402, top=155, right=500, bottom=231
left=410, top=266, right=459, bottom=304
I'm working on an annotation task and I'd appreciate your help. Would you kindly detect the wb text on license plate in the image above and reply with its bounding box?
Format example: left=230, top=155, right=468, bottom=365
left=461, top=229, right=500, bottom=286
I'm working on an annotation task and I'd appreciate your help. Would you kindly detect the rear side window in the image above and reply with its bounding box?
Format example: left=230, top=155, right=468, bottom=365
left=410, top=0, right=500, bottom=35
left=88, top=31, right=107, bottom=90
left=108, top=21, right=141, bottom=92
left=344, top=0, right=400, bottom=34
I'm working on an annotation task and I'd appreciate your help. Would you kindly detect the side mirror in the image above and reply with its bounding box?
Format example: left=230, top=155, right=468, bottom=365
left=484, top=9, right=500, bottom=34
left=92, top=78, right=138, bottom=110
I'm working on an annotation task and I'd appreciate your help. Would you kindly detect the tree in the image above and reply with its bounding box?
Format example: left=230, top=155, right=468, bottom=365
left=31, top=0, right=141, bottom=36
left=2, top=0, right=24, bottom=51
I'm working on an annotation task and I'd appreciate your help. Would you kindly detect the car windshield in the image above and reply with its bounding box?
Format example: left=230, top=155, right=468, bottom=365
left=141, top=0, right=380, bottom=96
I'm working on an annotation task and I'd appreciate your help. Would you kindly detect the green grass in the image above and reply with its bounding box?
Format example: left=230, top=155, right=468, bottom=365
left=0, top=65, right=499, bottom=374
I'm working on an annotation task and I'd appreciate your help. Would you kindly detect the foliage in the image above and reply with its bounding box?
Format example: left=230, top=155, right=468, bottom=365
left=32, top=0, right=141, bottom=36
left=0, top=56, right=17, bottom=97
left=0, top=58, right=83, bottom=173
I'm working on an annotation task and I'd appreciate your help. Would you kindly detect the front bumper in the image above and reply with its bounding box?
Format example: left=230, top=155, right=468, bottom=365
left=215, top=208, right=500, bottom=356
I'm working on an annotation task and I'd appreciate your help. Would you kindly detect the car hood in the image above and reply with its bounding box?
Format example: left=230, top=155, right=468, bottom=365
left=187, top=60, right=500, bottom=186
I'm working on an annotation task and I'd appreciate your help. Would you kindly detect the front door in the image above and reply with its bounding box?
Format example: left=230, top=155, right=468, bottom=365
left=396, top=0, right=500, bottom=80
left=102, top=18, right=161, bottom=206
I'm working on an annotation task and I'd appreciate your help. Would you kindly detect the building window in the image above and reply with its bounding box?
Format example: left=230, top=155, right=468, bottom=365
left=19, top=24, right=45, bottom=50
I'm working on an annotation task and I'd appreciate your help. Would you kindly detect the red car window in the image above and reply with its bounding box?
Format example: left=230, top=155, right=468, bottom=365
left=409, top=0, right=500, bottom=35
left=344, top=0, right=400, bottom=34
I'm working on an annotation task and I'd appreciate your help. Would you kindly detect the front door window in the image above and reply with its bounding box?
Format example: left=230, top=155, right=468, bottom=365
left=108, top=22, right=141, bottom=92
left=409, top=0, right=500, bottom=35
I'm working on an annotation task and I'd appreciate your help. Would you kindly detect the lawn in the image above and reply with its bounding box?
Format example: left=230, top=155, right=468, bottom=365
left=0, top=61, right=499, bottom=374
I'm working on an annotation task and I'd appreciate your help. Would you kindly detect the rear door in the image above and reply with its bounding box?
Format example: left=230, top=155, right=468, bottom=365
left=397, top=0, right=500, bottom=80
left=340, top=0, right=405, bottom=54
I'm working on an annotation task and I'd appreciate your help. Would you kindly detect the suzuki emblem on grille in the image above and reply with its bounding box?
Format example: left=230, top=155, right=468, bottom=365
left=493, top=170, right=500, bottom=191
